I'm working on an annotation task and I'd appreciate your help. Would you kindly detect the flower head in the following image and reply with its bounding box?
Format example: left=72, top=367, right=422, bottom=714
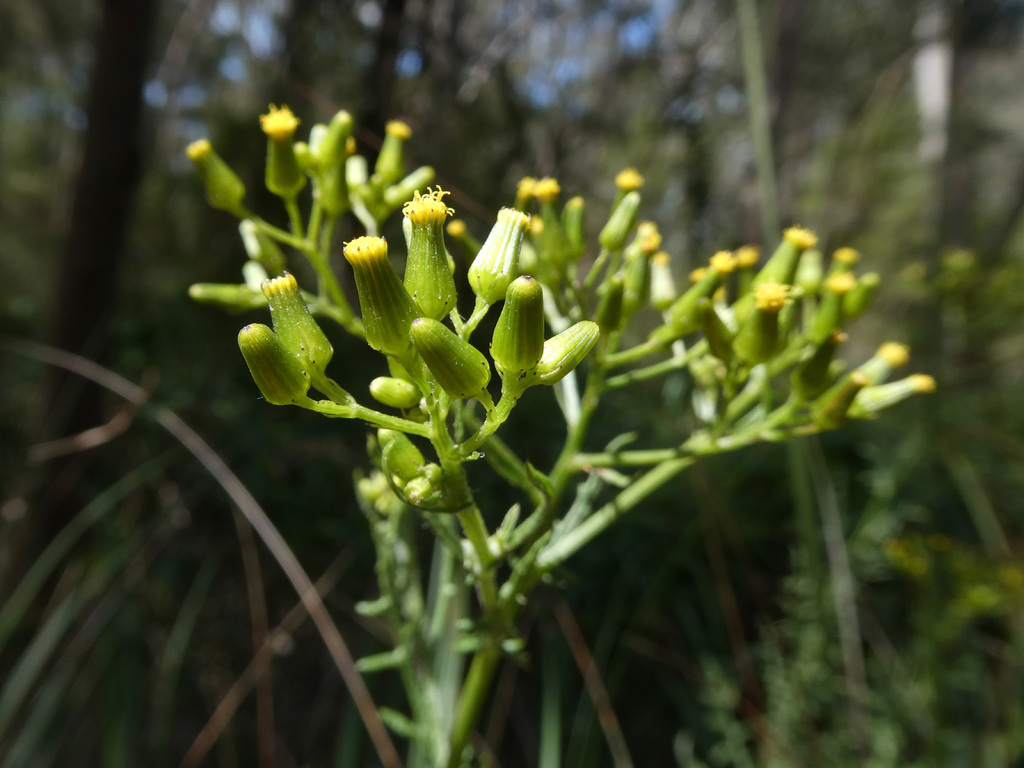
left=260, top=105, right=300, bottom=140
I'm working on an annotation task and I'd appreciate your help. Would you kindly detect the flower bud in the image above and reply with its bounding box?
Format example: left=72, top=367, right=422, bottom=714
left=491, top=276, right=545, bottom=378
left=343, top=237, right=421, bottom=357
left=808, top=271, right=857, bottom=344
left=733, top=281, right=788, bottom=365
left=848, top=374, right=936, bottom=418
left=446, top=219, right=481, bottom=259
left=259, top=105, right=305, bottom=198
left=650, top=252, right=676, bottom=311
left=533, top=321, right=600, bottom=385
left=792, top=329, right=847, bottom=400
left=375, top=120, right=412, bottom=185
left=756, top=226, right=817, bottom=287
left=378, top=429, right=427, bottom=485
left=856, top=342, right=910, bottom=385
left=655, top=251, right=735, bottom=342
left=811, top=371, right=871, bottom=429
left=409, top=318, right=492, bottom=399
left=318, top=165, right=351, bottom=217
left=621, top=235, right=657, bottom=318
left=828, top=247, right=860, bottom=276
left=596, top=275, right=625, bottom=337
left=382, top=166, right=436, bottom=210
left=598, top=191, right=641, bottom=251
left=294, top=139, right=315, bottom=173
left=189, top=282, right=266, bottom=312
left=699, top=298, right=734, bottom=363
left=843, top=272, right=880, bottom=319
left=239, top=219, right=286, bottom=276
left=562, top=196, right=586, bottom=258
left=262, top=273, right=333, bottom=373
left=237, top=323, right=311, bottom=406
left=317, top=110, right=354, bottom=168
left=514, top=176, right=537, bottom=211
left=186, top=139, right=247, bottom=216
left=402, top=188, right=458, bottom=319
left=369, top=377, right=422, bottom=409
left=795, top=248, right=823, bottom=295
left=468, top=208, right=530, bottom=304
left=347, top=153, right=369, bottom=188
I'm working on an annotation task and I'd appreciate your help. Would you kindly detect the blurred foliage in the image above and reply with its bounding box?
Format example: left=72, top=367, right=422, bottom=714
left=2, top=0, right=1024, bottom=766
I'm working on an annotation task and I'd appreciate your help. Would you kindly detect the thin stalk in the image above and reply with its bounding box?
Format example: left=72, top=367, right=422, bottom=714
left=446, top=647, right=502, bottom=768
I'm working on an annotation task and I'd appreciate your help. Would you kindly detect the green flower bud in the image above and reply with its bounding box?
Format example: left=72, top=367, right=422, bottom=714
left=734, top=281, right=788, bottom=365
left=828, top=247, right=861, bottom=276
left=379, top=429, right=426, bottom=485
left=409, top=318, right=492, bottom=400
left=755, top=226, right=817, bottom=287
left=795, top=248, right=823, bottom=295
left=468, top=208, right=531, bottom=304
left=792, top=329, right=846, bottom=400
left=259, top=105, right=305, bottom=199
left=808, top=271, right=857, bottom=344
left=843, top=272, right=880, bottom=319
left=533, top=178, right=574, bottom=268
left=237, top=323, right=311, bottom=406
left=734, top=245, right=760, bottom=296
left=383, top=166, right=435, bottom=211
left=186, top=139, right=246, bottom=216
left=344, top=237, right=421, bottom=358
left=491, top=276, right=545, bottom=378
left=650, top=252, right=676, bottom=311
left=369, top=377, right=422, bottom=409
left=293, top=140, right=314, bottom=173
left=375, top=120, right=411, bottom=185
left=596, top=275, right=625, bottom=337
left=599, top=190, right=641, bottom=251
left=402, top=188, right=458, bottom=319
left=856, top=342, right=910, bottom=385
left=239, top=219, right=286, bottom=276
left=811, top=371, right=870, bottom=429
left=347, top=153, right=369, bottom=188
left=621, top=227, right=659, bottom=317
left=262, top=273, right=333, bottom=373
left=318, top=165, right=351, bottom=217
left=562, top=196, right=586, bottom=258
left=848, top=374, right=936, bottom=419
left=318, top=110, right=354, bottom=168
left=653, top=251, right=735, bottom=343
left=699, top=298, right=734, bottom=363
left=533, top=321, right=600, bottom=385
left=189, top=282, right=266, bottom=313
left=242, top=261, right=267, bottom=291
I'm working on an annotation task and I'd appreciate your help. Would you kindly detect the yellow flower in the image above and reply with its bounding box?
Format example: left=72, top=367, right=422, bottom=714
left=259, top=105, right=300, bottom=140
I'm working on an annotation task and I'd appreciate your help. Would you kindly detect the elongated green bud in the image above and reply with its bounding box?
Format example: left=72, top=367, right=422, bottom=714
left=808, top=271, right=857, bottom=344
left=347, top=153, right=369, bottom=188
left=186, top=139, right=247, bottom=216
left=843, top=272, right=880, bottom=319
left=375, top=120, right=411, bottom=185
left=856, top=342, right=910, bottom=385
left=382, top=165, right=436, bottom=210
left=262, top=273, right=333, bottom=373
left=734, top=245, right=760, bottom=296
left=792, top=329, right=847, bottom=399
left=621, top=225, right=659, bottom=317
left=260, top=105, right=305, bottom=198
left=369, top=377, right=422, bottom=409
left=848, top=374, right=936, bottom=419
left=596, top=275, right=625, bottom=337
left=318, top=165, right=351, bottom=217
left=812, top=371, right=870, bottom=429
left=533, top=321, right=600, bottom=385
left=296, top=136, right=317, bottom=174
left=650, top=252, right=676, bottom=311
left=733, top=281, right=788, bottom=365
left=318, top=110, right=354, bottom=168
left=795, top=248, right=823, bottom=295
left=409, top=318, right=491, bottom=399
left=238, top=323, right=311, bottom=406
left=599, top=191, right=641, bottom=251
left=239, top=220, right=286, bottom=276
left=653, top=251, right=736, bottom=343
left=189, top=282, right=266, bottom=312
left=491, top=276, right=545, bottom=378
left=562, top=196, right=585, bottom=258
left=828, top=247, right=860, bottom=276
left=699, top=298, right=734, bottom=363
left=402, top=188, right=458, bottom=319
left=756, top=226, right=817, bottom=287
left=344, top=237, right=421, bottom=357
left=469, top=208, right=530, bottom=304
left=378, top=429, right=426, bottom=485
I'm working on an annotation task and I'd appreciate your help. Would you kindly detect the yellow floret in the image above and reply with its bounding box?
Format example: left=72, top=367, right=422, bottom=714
left=636, top=222, right=662, bottom=254
left=753, top=280, right=789, bottom=312
left=909, top=374, right=936, bottom=393
left=689, top=267, right=708, bottom=284
left=824, top=272, right=857, bottom=294
left=876, top=342, right=910, bottom=368
left=402, top=187, right=453, bottom=225
left=735, top=245, right=760, bottom=268
left=708, top=250, right=737, bottom=275
left=262, top=272, right=300, bottom=298
left=446, top=219, right=467, bottom=237
left=186, top=138, right=212, bottom=161
left=653, top=251, right=670, bottom=268
left=385, top=120, right=412, bottom=139
left=833, top=247, right=861, bottom=265
left=516, top=177, right=538, bottom=201
left=260, top=105, right=301, bottom=140
left=344, top=236, right=389, bottom=265
left=533, top=177, right=561, bottom=203
left=529, top=216, right=544, bottom=236
left=784, top=226, right=818, bottom=250
left=615, top=168, right=644, bottom=191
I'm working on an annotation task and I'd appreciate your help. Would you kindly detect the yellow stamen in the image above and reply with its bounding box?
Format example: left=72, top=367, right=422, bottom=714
left=753, top=280, right=789, bottom=312
left=260, top=105, right=301, bottom=141
left=876, top=342, right=910, bottom=368
left=534, top=177, right=561, bottom=203
left=615, top=168, right=644, bottom=191
left=446, top=219, right=467, bottom=237
left=824, top=272, right=857, bottom=294
left=402, top=187, right=454, bottom=225
left=516, top=177, right=538, bottom=201
left=833, top=247, right=860, bottom=265
left=344, top=236, right=389, bottom=265
left=186, top=138, right=212, bottom=161
left=784, top=226, right=818, bottom=250
left=909, top=374, right=936, bottom=393
left=689, top=267, right=708, bottom=284
left=735, top=245, right=760, bottom=268
left=708, top=250, right=737, bottom=275
left=385, top=120, right=412, bottom=139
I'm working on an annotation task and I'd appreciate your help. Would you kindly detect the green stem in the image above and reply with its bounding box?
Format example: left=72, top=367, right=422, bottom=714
left=285, top=197, right=305, bottom=240
left=602, top=337, right=668, bottom=368
left=604, top=341, right=705, bottom=389
left=445, top=647, right=501, bottom=768
left=308, top=400, right=432, bottom=438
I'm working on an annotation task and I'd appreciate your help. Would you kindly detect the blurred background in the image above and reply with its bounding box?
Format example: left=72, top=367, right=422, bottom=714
left=2, top=0, right=1024, bottom=765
